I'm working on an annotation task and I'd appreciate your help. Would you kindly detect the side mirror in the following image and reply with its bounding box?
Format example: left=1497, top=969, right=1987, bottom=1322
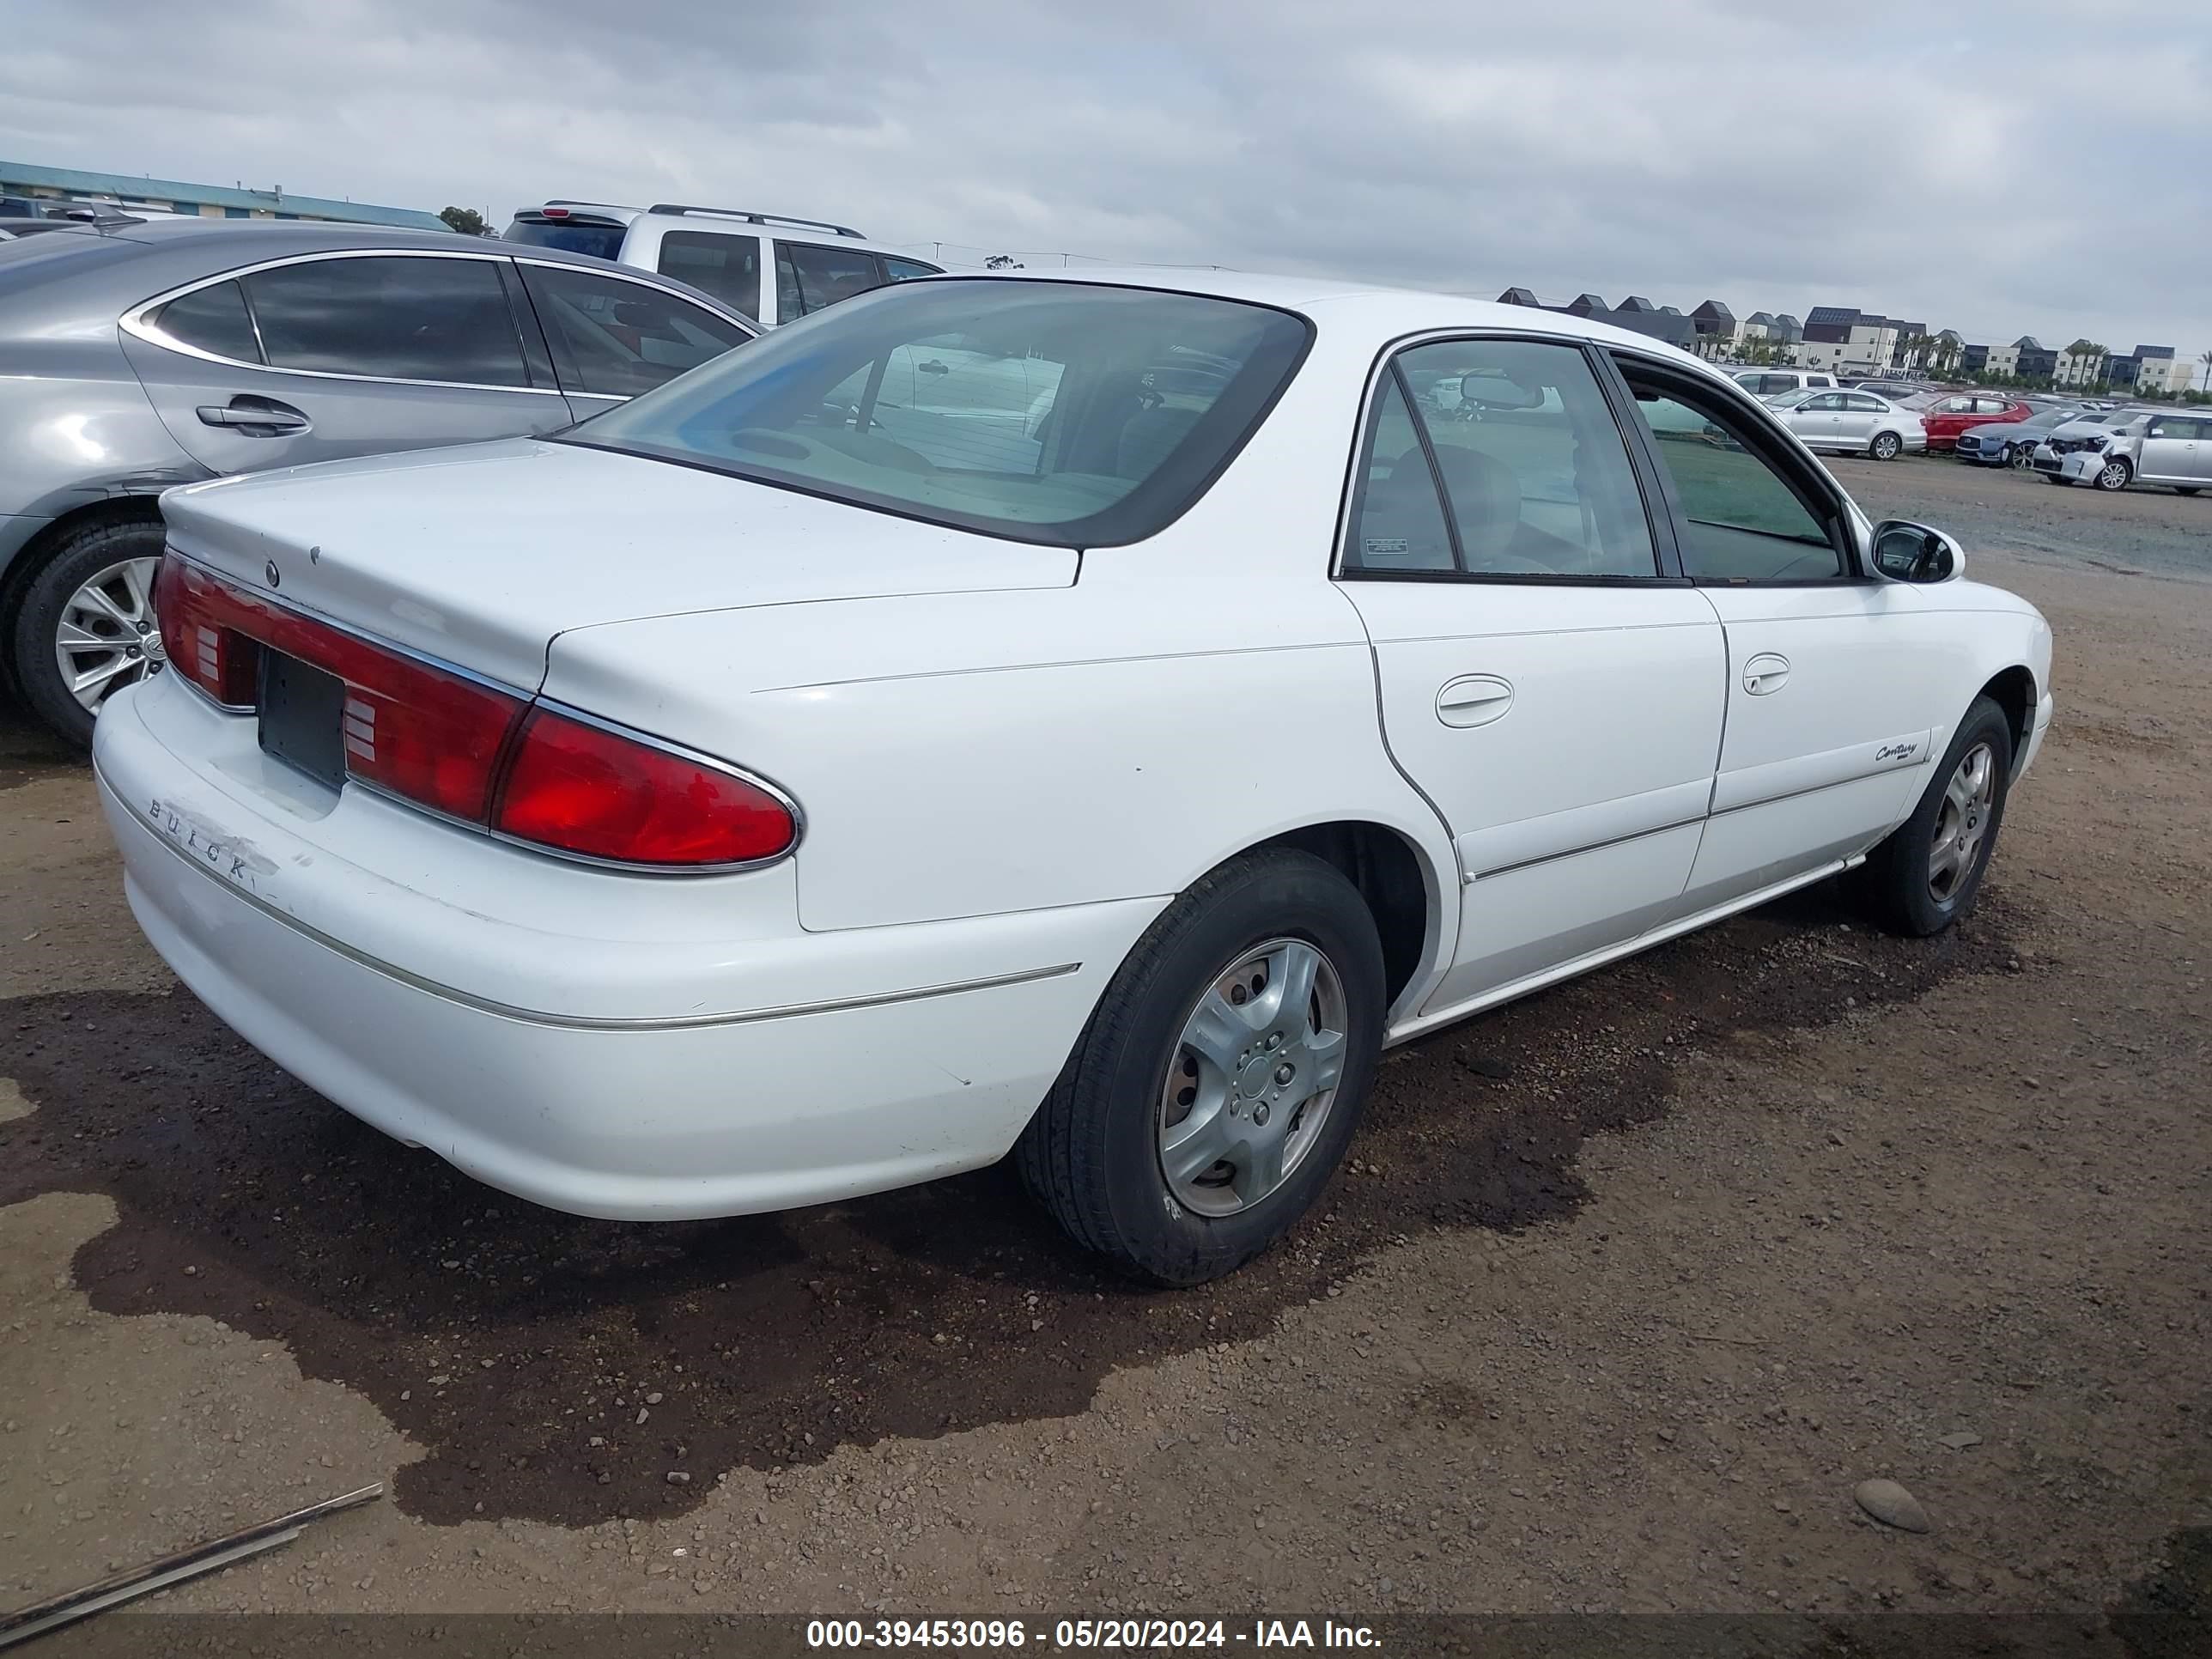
left=1871, top=520, right=1963, bottom=583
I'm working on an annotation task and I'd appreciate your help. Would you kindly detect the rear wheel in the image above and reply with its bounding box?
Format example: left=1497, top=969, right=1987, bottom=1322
left=2178, top=487, right=2201, bottom=497
left=2006, top=442, right=2033, bottom=469
left=2094, top=456, right=2132, bottom=491
left=1870, top=430, right=1903, bottom=461
left=1017, top=848, right=1386, bottom=1285
left=1858, top=696, right=2014, bottom=938
left=9, top=518, right=168, bottom=750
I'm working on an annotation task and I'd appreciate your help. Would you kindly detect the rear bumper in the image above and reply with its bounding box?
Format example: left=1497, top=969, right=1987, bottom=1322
left=94, top=675, right=1160, bottom=1219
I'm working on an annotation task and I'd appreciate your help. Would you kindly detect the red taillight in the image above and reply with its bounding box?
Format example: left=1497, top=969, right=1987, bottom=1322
left=156, top=555, right=260, bottom=706
left=154, top=552, right=796, bottom=868
left=494, top=708, right=797, bottom=867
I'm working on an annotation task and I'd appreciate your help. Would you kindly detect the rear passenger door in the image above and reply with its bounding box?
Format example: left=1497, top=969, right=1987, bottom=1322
left=653, top=229, right=765, bottom=321
left=514, top=261, right=756, bottom=416
left=1335, top=336, right=1727, bottom=1013
left=1614, top=356, right=1952, bottom=913
left=120, top=250, right=571, bottom=475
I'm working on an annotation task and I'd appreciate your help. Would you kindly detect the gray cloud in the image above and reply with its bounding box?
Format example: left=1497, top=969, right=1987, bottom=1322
left=4, top=0, right=2206, bottom=360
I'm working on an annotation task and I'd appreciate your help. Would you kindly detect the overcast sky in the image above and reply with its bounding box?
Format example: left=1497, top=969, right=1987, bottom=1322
left=7, top=0, right=2207, bottom=362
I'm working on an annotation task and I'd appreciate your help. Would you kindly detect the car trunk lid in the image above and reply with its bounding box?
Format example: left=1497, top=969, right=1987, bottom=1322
left=157, top=437, right=1078, bottom=690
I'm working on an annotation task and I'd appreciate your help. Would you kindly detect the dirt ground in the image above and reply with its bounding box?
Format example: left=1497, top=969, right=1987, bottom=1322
left=2, top=458, right=2206, bottom=1632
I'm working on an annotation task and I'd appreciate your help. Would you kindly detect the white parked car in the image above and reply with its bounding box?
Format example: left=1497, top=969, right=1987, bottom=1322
left=502, top=200, right=942, bottom=328
left=94, top=273, right=2054, bottom=1284
left=1769, top=388, right=1929, bottom=460
left=1729, top=368, right=1838, bottom=398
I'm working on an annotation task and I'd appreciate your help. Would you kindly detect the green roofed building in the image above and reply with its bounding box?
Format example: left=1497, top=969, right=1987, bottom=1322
left=0, top=160, right=448, bottom=232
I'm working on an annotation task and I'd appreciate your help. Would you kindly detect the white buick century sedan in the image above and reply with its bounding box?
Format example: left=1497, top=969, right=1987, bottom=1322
left=94, top=272, right=2053, bottom=1284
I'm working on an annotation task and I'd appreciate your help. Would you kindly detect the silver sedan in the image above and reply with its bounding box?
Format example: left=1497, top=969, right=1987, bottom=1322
left=1765, top=388, right=1929, bottom=461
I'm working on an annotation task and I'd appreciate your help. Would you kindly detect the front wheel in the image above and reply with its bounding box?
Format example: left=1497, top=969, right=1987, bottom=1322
left=2177, top=487, right=2201, bottom=497
left=1870, top=430, right=1903, bottom=461
left=1017, top=848, right=1386, bottom=1285
left=2006, top=442, right=2034, bottom=469
left=2094, top=457, right=2132, bottom=491
left=1857, top=696, right=2014, bottom=937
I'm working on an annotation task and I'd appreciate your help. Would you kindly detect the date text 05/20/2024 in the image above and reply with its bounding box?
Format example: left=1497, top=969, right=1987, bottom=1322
left=805, top=1619, right=1381, bottom=1649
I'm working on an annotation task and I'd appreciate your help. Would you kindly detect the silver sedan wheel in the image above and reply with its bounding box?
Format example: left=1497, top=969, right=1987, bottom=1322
left=1157, top=937, right=1348, bottom=1218
left=53, top=556, right=164, bottom=715
left=1928, top=742, right=1996, bottom=902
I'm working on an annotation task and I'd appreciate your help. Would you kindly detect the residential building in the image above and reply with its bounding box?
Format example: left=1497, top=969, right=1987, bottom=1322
left=1690, top=299, right=1739, bottom=352
left=2055, top=344, right=2110, bottom=388
left=1961, top=343, right=1991, bottom=375
left=1982, top=340, right=2021, bottom=378
left=2131, top=345, right=2193, bottom=395
left=0, top=159, right=447, bottom=230
left=1618, top=295, right=1658, bottom=314
left=2014, top=337, right=2058, bottom=380
left=1741, top=310, right=1777, bottom=341
left=1886, top=321, right=1926, bottom=369
left=1494, top=285, right=1696, bottom=349
left=1770, top=313, right=1802, bottom=344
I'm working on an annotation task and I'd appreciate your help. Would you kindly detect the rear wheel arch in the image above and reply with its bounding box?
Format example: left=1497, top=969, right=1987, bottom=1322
left=1978, top=665, right=2038, bottom=771
left=1244, top=819, right=1442, bottom=1015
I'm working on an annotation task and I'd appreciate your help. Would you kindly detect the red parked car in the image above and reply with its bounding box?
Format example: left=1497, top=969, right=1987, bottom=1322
left=1921, top=394, right=2034, bottom=453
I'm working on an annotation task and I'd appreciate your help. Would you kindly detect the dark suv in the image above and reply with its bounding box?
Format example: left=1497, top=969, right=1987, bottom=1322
left=0, top=219, right=755, bottom=745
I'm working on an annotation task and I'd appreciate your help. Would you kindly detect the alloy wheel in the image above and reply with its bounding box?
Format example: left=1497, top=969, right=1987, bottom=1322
left=1157, top=937, right=1348, bottom=1217
left=1928, top=742, right=1995, bottom=903
left=53, top=556, right=164, bottom=716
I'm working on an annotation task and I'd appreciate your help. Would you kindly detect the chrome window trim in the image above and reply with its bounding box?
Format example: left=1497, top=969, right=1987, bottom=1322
left=159, top=549, right=805, bottom=876
left=1329, top=324, right=1681, bottom=585
left=122, top=247, right=755, bottom=396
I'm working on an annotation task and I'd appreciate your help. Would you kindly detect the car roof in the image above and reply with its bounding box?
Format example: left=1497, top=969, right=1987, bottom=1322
left=0, top=216, right=757, bottom=328
left=515, top=201, right=931, bottom=262
left=926, top=265, right=1733, bottom=379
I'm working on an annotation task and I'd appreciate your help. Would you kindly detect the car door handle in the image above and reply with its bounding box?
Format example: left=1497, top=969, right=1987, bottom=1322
left=1436, top=674, right=1514, bottom=728
left=197, top=398, right=310, bottom=433
left=1742, top=653, right=1791, bottom=696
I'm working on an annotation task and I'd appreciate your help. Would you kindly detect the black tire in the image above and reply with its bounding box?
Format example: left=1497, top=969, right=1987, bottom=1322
left=1017, top=848, right=1386, bottom=1285
left=1870, top=430, right=1902, bottom=461
left=1858, top=696, right=2014, bottom=938
left=2043, top=474, right=2068, bottom=485
left=2178, top=487, right=2200, bottom=497
left=2093, top=456, right=2132, bottom=492
left=9, top=516, right=167, bottom=750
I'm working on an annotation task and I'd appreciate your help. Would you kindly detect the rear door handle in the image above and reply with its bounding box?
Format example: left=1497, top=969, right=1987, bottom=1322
left=1742, top=653, right=1791, bottom=696
left=197, top=398, right=310, bottom=434
left=1436, top=674, right=1514, bottom=728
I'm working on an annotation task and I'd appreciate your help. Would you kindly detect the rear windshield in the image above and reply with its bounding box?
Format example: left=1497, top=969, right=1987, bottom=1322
left=563, top=279, right=1312, bottom=546
left=504, top=217, right=626, bottom=262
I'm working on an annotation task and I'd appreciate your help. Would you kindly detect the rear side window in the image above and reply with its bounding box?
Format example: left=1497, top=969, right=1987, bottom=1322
left=883, top=257, right=939, bottom=283
left=503, top=217, right=627, bottom=262
left=656, top=231, right=762, bottom=319
left=775, top=241, right=885, bottom=319
left=1345, top=379, right=1455, bottom=572
left=567, top=279, right=1310, bottom=547
left=245, top=256, right=528, bottom=387
left=519, top=264, right=753, bottom=399
left=154, top=279, right=261, bottom=363
left=1345, top=339, right=1656, bottom=578
left=1845, top=394, right=1887, bottom=411
left=1620, top=369, right=1842, bottom=581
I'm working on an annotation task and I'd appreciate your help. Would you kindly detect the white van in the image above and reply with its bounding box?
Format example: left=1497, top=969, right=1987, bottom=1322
left=502, top=201, right=943, bottom=327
